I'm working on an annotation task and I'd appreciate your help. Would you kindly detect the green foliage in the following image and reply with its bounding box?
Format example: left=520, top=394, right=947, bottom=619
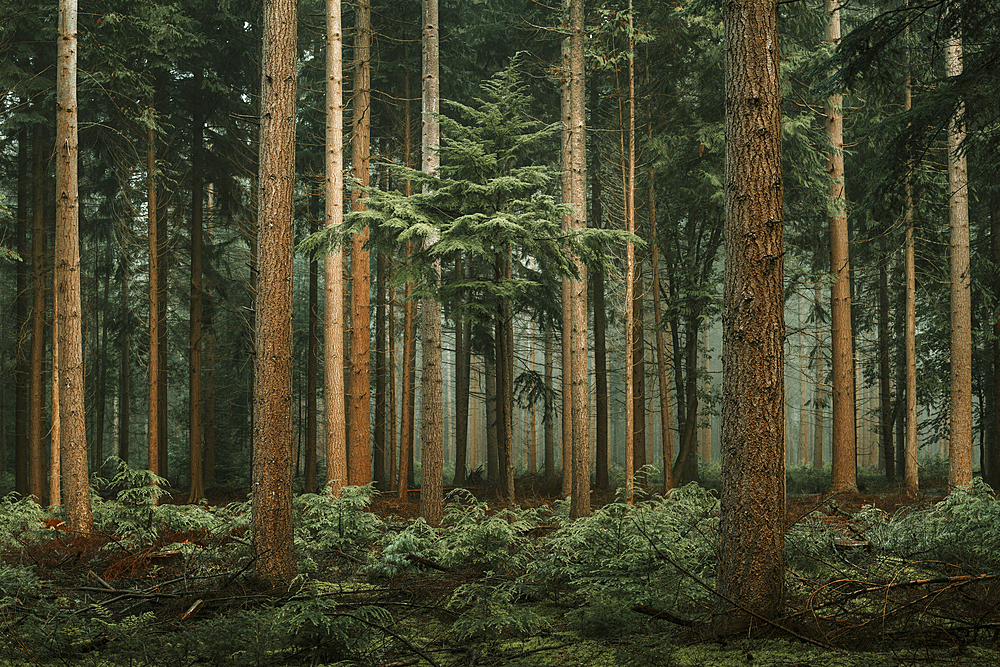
left=0, top=493, right=50, bottom=551
left=448, top=575, right=544, bottom=641
left=293, top=484, right=384, bottom=571
left=0, top=564, right=41, bottom=608
left=527, top=483, right=720, bottom=616
left=872, top=478, right=1000, bottom=569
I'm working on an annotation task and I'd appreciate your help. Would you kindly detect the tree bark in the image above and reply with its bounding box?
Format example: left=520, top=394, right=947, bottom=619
left=418, top=0, right=444, bottom=524
left=15, top=127, right=29, bottom=496
left=349, top=0, right=372, bottom=486
left=826, top=0, right=857, bottom=494
left=453, top=255, right=471, bottom=486
left=56, top=0, right=92, bottom=531
left=324, top=0, right=347, bottom=497
left=252, top=0, right=298, bottom=588
left=945, top=27, right=972, bottom=489
left=568, top=0, right=590, bottom=519
left=717, top=0, right=785, bottom=628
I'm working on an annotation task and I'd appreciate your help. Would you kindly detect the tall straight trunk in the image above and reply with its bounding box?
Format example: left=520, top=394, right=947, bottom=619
left=826, top=0, right=857, bottom=493
left=349, top=0, right=372, bottom=486
left=202, top=265, right=214, bottom=485
left=95, top=247, right=111, bottom=471
left=147, top=106, right=162, bottom=482
left=650, top=172, right=674, bottom=492
left=324, top=0, right=347, bottom=496
left=252, top=0, right=298, bottom=588
left=592, top=76, right=609, bottom=489
left=306, top=206, right=319, bottom=492
left=528, top=321, right=537, bottom=474
left=945, top=27, right=972, bottom=489
left=717, top=0, right=785, bottom=626
left=878, top=236, right=894, bottom=482
left=119, top=261, right=130, bottom=465
left=485, top=356, right=498, bottom=479
left=398, top=245, right=416, bottom=498
left=560, top=27, right=573, bottom=499
left=51, top=300, right=61, bottom=508
left=418, top=0, right=444, bottom=524
left=29, top=125, right=48, bottom=504
left=632, top=262, right=646, bottom=480
left=544, top=326, right=555, bottom=480
left=989, top=193, right=1000, bottom=490
left=568, top=0, right=590, bottom=518
left=15, top=127, right=30, bottom=496
left=56, top=0, right=92, bottom=530
left=453, top=255, right=470, bottom=486
left=374, top=231, right=387, bottom=490
left=156, top=181, right=168, bottom=480
left=388, top=275, right=397, bottom=491
left=188, top=91, right=205, bottom=503
left=621, top=49, right=636, bottom=500
left=813, top=283, right=826, bottom=469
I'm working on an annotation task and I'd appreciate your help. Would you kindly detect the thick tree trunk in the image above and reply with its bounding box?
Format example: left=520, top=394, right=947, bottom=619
left=717, top=0, right=785, bottom=628
left=252, top=0, right=298, bottom=588
left=324, top=0, right=347, bottom=497
left=826, top=0, right=857, bottom=493
left=56, top=0, right=92, bottom=531
left=945, top=29, right=972, bottom=489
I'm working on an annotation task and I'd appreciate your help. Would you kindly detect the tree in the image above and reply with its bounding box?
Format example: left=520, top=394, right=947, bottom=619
left=251, top=0, right=297, bottom=588
left=324, top=0, right=347, bottom=497
left=419, top=0, right=444, bottom=525
left=188, top=74, right=205, bottom=503
left=826, top=0, right=857, bottom=494
left=55, top=0, right=92, bottom=532
left=568, top=0, right=589, bottom=519
left=348, top=0, right=372, bottom=487
left=717, top=0, right=786, bottom=628
left=945, top=20, right=972, bottom=489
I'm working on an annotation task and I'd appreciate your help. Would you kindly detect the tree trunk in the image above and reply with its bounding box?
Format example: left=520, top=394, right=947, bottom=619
left=453, top=255, right=470, bottom=486
left=560, top=26, right=573, bottom=500
left=306, top=202, right=319, bottom=493
left=826, top=0, right=857, bottom=493
left=650, top=176, right=674, bottom=492
left=324, top=0, right=347, bottom=497
left=418, top=0, right=444, bottom=524
left=56, top=0, right=92, bottom=531
left=147, top=101, right=162, bottom=484
left=252, top=0, right=298, bottom=588
left=813, top=283, right=826, bottom=470
left=374, top=231, right=387, bottom=490
left=544, top=326, right=555, bottom=481
left=945, top=28, right=972, bottom=489
left=592, top=79, right=609, bottom=488
left=349, top=0, right=372, bottom=486
left=989, top=192, right=1000, bottom=490
left=878, top=235, right=894, bottom=482
left=15, top=128, right=29, bottom=496
left=188, top=88, right=205, bottom=503
left=29, top=124, right=48, bottom=505
left=717, top=0, right=785, bottom=628
left=568, top=0, right=590, bottom=519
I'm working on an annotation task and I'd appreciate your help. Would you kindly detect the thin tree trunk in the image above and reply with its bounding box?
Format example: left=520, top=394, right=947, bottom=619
left=560, top=26, right=573, bottom=500
left=29, top=125, right=48, bottom=505
left=592, top=76, right=609, bottom=488
left=15, top=128, right=30, bottom=496
left=188, top=89, right=205, bottom=503
left=813, top=283, right=826, bottom=470
left=56, top=0, right=91, bottom=530
left=453, top=254, right=470, bottom=486
left=324, top=0, right=347, bottom=497
left=418, top=0, right=444, bottom=524
left=95, top=246, right=111, bottom=472
left=374, top=224, right=387, bottom=490
left=568, top=0, right=590, bottom=518
left=306, top=201, right=318, bottom=493
left=544, top=326, right=555, bottom=481
left=878, top=235, right=894, bottom=482
left=349, top=0, right=372, bottom=486
left=650, top=173, right=673, bottom=492
left=826, top=0, right=857, bottom=493
left=945, top=26, right=972, bottom=489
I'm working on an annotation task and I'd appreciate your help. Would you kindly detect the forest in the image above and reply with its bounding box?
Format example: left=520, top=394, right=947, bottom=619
left=2, top=0, right=1000, bottom=665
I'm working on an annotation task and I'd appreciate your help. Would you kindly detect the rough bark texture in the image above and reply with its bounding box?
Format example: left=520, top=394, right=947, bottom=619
left=349, top=0, right=372, bottom=486
left=252, top=0, right=298, bottom=588
left=826, top=0, right=857, bottom=494
left=568, top=0, right=590, bottom=519
left=56, top=0, right=92, bottom=532
left=560, top=29, right=573, bottom=499
left=650, top=172, right=674, bottom=492
left=419, top=0, right=444, bottom=525
left=147, top=112, right=161, bottom=485
left=324, top=0, right=347, bottom=497
left=717, top=0, right=786, bottom=629
left=15, top=129, right=29, bottom=495
left=945, top=30, right=972, bottom=489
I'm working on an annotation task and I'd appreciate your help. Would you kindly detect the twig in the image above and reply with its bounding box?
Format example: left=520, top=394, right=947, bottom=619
left=88, top=570, right=115, bottom=590
left=335, top=612, right=443, bottom=667
left=405, top=554, right=451, bottom=572
left=632, top=603, right=696, bottom=627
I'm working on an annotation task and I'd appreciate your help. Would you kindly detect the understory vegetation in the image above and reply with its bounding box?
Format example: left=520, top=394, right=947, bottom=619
left=2, top=461, right=999, bottom=666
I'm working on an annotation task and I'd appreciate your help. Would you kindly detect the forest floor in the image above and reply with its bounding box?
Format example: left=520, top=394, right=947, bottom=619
left=3, top=473, right=998, bottom=667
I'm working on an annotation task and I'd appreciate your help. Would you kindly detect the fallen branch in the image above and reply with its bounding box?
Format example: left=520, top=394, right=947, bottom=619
left=631, top=603, right=696, bottom=627
left=405, top=554, right=451, bottom=572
